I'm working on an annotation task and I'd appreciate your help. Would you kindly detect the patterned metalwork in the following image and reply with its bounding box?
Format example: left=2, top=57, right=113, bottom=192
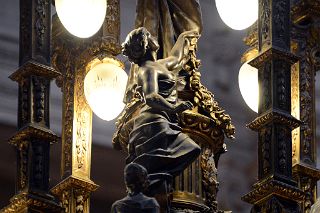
left=51, top=0, right=121, bottom=212
left=0, top=0, right=61, bottom=212
left=290, top=1, right=320, bottom=211
left=242, top=0, right=303, bottom=212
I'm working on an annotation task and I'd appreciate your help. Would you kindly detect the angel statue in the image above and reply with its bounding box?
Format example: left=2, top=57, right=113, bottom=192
left=119, top=27, right=201, bottom=206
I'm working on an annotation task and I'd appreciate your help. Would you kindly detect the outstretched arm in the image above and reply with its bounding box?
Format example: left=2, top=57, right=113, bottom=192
left=158, top=30, right=199, bottom=72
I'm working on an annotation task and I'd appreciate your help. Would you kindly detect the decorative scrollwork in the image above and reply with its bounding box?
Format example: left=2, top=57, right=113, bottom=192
left=62, top=190, right=70, bottom=213
left=35, top=0, right=47, bottom=50
left=32, top=76, right=46, bottom=123
left=247, top=109, right=301, bottom=131
left=201, top=148, right=219, bottom=212
left=17, top=141, right=29, bottom=190
left=260, top=126, right=271, bottom=176
left=260, top=0, right=271, bottom=50
left=242, top=177, right=304, bottom=205
left=19, top=78, right=30, bottom=127
left=278, top=126, right=288, bottom=174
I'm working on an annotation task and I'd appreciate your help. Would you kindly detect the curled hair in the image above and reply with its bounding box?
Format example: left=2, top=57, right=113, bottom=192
left=122, top=27, right=150, bottom=64
left=124, top=163, right=149, bottom=192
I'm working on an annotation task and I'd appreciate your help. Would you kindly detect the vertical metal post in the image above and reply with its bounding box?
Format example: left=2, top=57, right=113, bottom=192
left=291, top=1, right=320, bottom=212
left=242, top=0, right=304, bottom=211
left=51, top=0, right=122, bottom=212
left=1, top=0, right=61, bottom=212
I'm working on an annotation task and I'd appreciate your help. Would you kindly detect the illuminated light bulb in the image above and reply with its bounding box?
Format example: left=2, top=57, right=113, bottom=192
left=55, top=0, right=106, bottom=38
left=84, top=58, right=128, bottom=121
left=215, top=0, right=258, bottom=30
left=238, top=62, right=259, bottom=113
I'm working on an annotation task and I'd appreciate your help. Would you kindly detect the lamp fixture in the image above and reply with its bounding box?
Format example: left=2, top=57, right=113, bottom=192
left=55, top=0, right=106, bottom=38
left=215, top=0, right=258, bottom=30
left=84, top=57, right=128, bottom=121
left=238, top=61, right=258, bottom=113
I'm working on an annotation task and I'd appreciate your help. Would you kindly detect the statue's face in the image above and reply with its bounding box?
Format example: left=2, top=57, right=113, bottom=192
left=124, top=169, right=135, bottom=185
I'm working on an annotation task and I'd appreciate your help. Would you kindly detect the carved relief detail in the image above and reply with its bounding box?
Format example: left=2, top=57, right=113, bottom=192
left=299, top=41, right=314, bottom=164
left=62, top=57, right=75, bottom=176
left=32, top=77, right=46, bottom=123
left=62, top=190, right=70, bottom=213
left=273, top=0, right=288, bottom=48
left=300, top=177, right=314, bottom=213
left=74, top=68, right=91, bottom=171
left=30, top=139, right=47, bottom=189
left=105, top=0, right=120, bottom=44
left=278, top=126, right=288, bottom=174
left=200, top=148, right=219, bottom=212
left=242, top=177, right=304, bottom=205
left=20, top=1, right=31, bottom=64
left=247, top=109, right=301, bottom=131
left=260, top=126, right=271, bottom=176
left=260, top=0, right=271, bottom=50
left=17, top=141, right=29, bottom=190
left=276, top=61, right=287, bottom=109
left=291, top=22, right=317, bottom=165
left=19, top=79, right=30, bottom=127
left=262, top=62, right=271, bottom=111
left=75, top=194, right=85, bottom=213
left=35, top=0, right=47, bottom=50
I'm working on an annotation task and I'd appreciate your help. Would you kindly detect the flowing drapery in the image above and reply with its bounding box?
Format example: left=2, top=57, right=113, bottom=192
left=135, top=0, right=203, bottom=58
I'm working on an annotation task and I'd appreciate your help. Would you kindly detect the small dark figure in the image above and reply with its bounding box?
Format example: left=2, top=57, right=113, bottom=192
left=111, top=163, right=160, bottom=213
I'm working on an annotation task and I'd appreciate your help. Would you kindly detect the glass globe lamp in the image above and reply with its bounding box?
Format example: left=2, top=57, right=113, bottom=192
left=55, top=0, right=106, bottom=38
left=238, top=62, right=259, bottom=113
left=215, top=0, right=258, bottom=30
left=84, top=57, right=128, bottom=121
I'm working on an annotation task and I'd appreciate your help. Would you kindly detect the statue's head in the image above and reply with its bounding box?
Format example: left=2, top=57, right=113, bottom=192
left=124, top=163, right=149, bottom=195
left=122, top=27, right=159, bottom=66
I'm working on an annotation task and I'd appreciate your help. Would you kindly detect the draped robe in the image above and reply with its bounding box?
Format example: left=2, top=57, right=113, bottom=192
left=135, top=0, right=203, bottom=58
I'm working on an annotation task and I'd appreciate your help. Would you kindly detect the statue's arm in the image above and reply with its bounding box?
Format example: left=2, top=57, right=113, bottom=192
left=158, top=30, right=199, bottom=72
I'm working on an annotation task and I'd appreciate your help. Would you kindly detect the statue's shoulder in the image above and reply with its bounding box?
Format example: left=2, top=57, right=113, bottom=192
left=111, top=194, right=159, bottom=211
left=110, top=197, right=140, bottom=212
left=141, top=196, right=160, bottom=208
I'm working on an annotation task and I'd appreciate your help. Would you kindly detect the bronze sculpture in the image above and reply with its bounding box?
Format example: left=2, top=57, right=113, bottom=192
left=112, top=22, right=236, bottom=213
left=122, top=27, right=201, bottom=193
left=111, top=163, right=160, bottom=213
left=112, top=3, right=235, bottom=212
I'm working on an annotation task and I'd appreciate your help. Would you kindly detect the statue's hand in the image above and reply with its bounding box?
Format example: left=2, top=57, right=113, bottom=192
left=178, top=31, right=200, bottom=63
left=174, top=101, right=193, bottom=113
left=178, top=30, right=200, bottom=40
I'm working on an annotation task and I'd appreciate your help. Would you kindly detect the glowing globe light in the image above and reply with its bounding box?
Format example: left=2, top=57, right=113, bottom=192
left=84, top=58, right=128, bottom=121
left=238, top=62, right=259, bottom=113
left=215, top=0, right=258, bottom=30
left=55, top=0, right=106, bottom=38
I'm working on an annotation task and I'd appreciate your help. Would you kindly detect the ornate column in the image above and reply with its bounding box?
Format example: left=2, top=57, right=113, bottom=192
left=0, top=0, right=61, bottom=212
left=291, top=1, right=320, bottom=212
left=51, top=0, right=121, bottom=212
left=242, top=0, right=304, bottom=212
